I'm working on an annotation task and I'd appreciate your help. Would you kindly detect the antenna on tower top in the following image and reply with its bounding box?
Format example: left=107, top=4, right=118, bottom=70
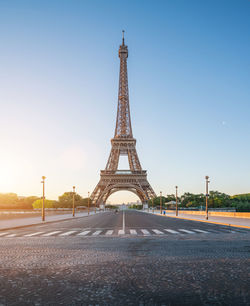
left=122, top=30, right=125, bottom=45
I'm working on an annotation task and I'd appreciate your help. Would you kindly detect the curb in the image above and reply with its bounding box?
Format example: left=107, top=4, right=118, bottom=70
left=144, top=211, right=250, bottom=229
left=0, top=212, right=101, bottom=232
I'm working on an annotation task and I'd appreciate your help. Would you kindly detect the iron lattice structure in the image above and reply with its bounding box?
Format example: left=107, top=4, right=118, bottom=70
left=91, top=33, right=156, bottom=205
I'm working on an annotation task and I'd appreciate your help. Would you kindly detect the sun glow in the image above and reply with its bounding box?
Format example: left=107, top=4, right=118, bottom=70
left=0, top=150, right=31, bottom=193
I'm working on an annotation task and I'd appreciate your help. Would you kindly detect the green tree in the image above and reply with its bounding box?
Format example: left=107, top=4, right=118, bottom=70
left=58, top=192, right=91, bottom=208
left=208, top=191, right=231, bottom=208
left=18, top=196, right=39, bottom=209
left=181, top=193, right=205, bottom=208
left=32, top=199, right=56, bottom=209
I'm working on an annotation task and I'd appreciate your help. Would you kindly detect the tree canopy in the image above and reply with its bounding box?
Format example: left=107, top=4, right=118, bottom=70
left=147, top=191, right=250, bottom=211
left=57, top=192, right=91, bottom=208
left=0, top=193, right=39, bottom=209
left=32, top=199, right=56, bottom=209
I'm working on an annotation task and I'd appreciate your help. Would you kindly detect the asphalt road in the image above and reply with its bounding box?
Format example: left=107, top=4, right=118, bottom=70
left=0, top=210, right=250, bottom=305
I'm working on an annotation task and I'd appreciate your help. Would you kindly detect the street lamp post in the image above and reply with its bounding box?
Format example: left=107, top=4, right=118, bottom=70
left=41, top=176, right=46, bottom=221
left=88, top=191, right=90, bottom=216
left=72, top=186, right=76, bottom=217
left=152, top=197, right=154, bottom=214
left=175, top=186, right=178, bottom=216
left=205, top=176, right=210, bottom=220
left=160, top=191, right=162, bottom=214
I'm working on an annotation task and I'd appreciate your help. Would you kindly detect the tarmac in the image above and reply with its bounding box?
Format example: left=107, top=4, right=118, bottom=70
left=1, top=209, right=250, bottom=231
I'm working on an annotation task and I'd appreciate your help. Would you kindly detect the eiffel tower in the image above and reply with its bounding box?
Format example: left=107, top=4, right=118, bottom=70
left=91, top=32, right=156, bottom=206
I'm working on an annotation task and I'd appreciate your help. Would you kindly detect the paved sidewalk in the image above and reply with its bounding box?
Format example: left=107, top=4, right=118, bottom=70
left=146, top=210, right=250, bottom=228
left=0, top=211, right=102, bottom=231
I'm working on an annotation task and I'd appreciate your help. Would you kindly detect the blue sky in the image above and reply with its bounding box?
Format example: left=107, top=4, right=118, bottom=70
left=0, top=0, right=249, bottom=203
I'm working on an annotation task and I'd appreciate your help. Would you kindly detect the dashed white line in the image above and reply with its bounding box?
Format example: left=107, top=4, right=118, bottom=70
left=164, top=229, right=180, bottom=234
left=179, top=229, right=195, bottom=234
left=59, top=231, right=77, bottom=236
left=77, top=230, right=90, bottom=236
left=92, top=230, right=102, bottom=236
left=24, top=232, right=44, bottom=237
left=1, top=227, right=236, bottom=238
left=43, top=231, right=62, bottom=237
left=5, top=234, right=17, bottom=237
left=0, top=232, right=9, bottom=236
left=123, top=211, right=125, bottom=232
left=141, top=229, right=150, bottom=235
left=152, top=229, right=164, bottom=235
left=192, top=229, right=210, bottom=234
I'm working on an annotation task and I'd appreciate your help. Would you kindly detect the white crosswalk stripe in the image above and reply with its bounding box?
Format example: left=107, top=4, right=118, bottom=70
left=130, top=229, right=137, bottom=235
left=141, top=229, right=151, bottom=235
left=179, top=229, right=195, bottom=234
left=105, top=230, right=113, bottom=235
left=43, top=231, right=62, bottom=237
left=24, top=232, right=44, bottom=237
left=164, top=229, right=180, bottom=234
left=0, top=232, right=9, bottom=236
left=92, top=230, right=102, bottom=236
left=77, top=230, right=90, bottom=236
left=193, top=229, right=210, bottom=234
left=59, top=231, right=76, bottom=236
left=152, top=229, right=164, bottom=235
left=118, top=230, right=125, bottom=235
left=5, top=234, right=17, bottom=237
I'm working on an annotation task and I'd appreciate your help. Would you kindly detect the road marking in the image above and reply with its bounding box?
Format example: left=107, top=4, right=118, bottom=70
left=43, top=231, right=62, bottom=237
left=0, top=232, right=9, bottom=236
left=130, top=229, right=137, bottom=235
left=59, top=231, right=77, bottom=236
left=24, top=232, right=44, bottom=237
left=192, top=229, right=210, bottom=234
left=141, top=229, right=150, bottom=235
left=5, top=234, right=16, bottom=237
left=105, top=230, right=113, bottom=235
left=164, top=229, right=180, bottom=234
left=118, top=230, right=125, bottom=235
left=152, top=229, right=164, bottom=235
left=92, top=230, right=102, bottom=236
left=179, top=229, right=195, bottom=234
left=77, top=230, right=90, bottom=236
left=123, top=210, right=125, bottom=232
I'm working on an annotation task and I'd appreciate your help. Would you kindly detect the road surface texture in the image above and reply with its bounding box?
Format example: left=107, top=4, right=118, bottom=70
left=0, top=210, right=249, bottom=305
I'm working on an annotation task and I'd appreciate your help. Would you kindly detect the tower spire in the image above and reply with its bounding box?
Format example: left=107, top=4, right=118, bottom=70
left=122, top=30, right=125, bottom=45
left=115, top=31, right=132, bottom=138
